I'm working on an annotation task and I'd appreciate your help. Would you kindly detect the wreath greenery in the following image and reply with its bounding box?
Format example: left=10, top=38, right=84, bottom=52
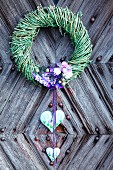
left=11, top=5, right=92, bottom=86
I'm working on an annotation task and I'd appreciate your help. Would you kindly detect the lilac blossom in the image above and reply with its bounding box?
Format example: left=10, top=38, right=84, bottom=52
left=32, top=61, right=73, bottom=89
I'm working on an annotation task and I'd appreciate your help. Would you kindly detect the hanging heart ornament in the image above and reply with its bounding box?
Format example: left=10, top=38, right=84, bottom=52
left=46, top=147, right=60, bottom=161
left=40, top=110, right=65, bottom=132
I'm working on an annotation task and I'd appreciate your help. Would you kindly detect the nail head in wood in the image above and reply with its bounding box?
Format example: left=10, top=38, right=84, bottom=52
left=1, top=137, right=6, bottom=141
left=58, top=102, right=63, bottom=108
left=95, top=127, right=100, bottom=133
left=46, top=136, right=50, bottom=141
left=66, top=149, right=70, bottom=154
left=109, top=55, right=113, bottom=62
left=90, top=17, right=95, bottom=23
left=111, top=84, right=113, bottom=89
left=96, top=56, right=102, bottom=62
left=48, top=103, right=53, bottom=108
left=0, top=128, right=5, bottom=133
left=62, top=136, right=66, bottom=140
left=49, top=161, right=54, bottom=166
left=0, top=66, right=3, bottom=72
left=13, top=128, right=16, bottom=132
left=11, top=66, right=15, bottom=71
left=42, top=148, right=46, bottom=153
left=14, top=138, right=17, bottom=142
left=66, top=115, right=70, bottom=120
left=35, top=137, right=38, bottom=141
left=95, top=136, right=99, bottom=142
left=63, top=127, right=66, bottom=132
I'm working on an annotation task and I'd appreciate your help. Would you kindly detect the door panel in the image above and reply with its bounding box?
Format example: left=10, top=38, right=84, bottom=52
left=0, top=0, right=113, bottom=169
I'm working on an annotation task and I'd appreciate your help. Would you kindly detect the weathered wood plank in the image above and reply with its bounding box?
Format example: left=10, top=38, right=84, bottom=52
left=0, top=0, right=38, bottom=64
left=0, top=64, right=21, bottom=113
left=92, top=16, right=113, bottom=63
left=96, top=140, right=113, bottom=169
left=65, top=69, right=113, bottom=134
left=0, top=76, right=41, bottom=131
left=57, top=0, right=83, bottom=12
left=16, top=87, right=48, bottom=132
left=0, top=146, right=15, bottom=170
left=58, top=135, right=84, bottom=170
left=53, top=0, right=59, bottom=5
left=32, top=0, right=54, bottom=7
left=66, top=135, right=113, bottom=170
left=0, top=134, right=44, bottom=170
left=88, top=64, right=113, bottom=113
left=0, top=19, right=11, bottom=64
left=79, top=0, right=113, bottom=46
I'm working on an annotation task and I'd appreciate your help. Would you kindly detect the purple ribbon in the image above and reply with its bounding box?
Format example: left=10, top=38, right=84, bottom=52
left=52, top=88, right=57, bottom=167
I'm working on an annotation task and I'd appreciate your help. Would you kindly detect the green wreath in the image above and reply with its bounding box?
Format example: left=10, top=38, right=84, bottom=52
left=11, top=5, right=92, bottom=86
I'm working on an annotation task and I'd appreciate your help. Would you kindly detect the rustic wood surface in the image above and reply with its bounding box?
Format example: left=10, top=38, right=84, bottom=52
left=0, top=0, right=113, bottom=170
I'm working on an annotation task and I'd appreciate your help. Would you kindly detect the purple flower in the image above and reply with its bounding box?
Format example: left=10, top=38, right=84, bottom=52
left=32, top=61, right=72, bottom=89
left=55, top=83, right=63, bottom=88
left=32, top=73, right=50, bottom=87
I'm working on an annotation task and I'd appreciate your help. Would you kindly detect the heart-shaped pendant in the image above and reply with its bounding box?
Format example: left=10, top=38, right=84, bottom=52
left=40, top=110, right=65, bottom=132
left=46, top=147, right=60, bottom=161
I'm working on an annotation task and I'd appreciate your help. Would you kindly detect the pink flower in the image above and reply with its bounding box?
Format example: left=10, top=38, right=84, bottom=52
left=63, top=71, right=73, bottom=79
left=61, top=62, right=73, bottom=79
left=61, top=61, right=68, bottom=68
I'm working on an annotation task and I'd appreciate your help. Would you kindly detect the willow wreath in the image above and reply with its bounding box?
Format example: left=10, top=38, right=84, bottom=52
left=11, top=5, right=92, bottom=88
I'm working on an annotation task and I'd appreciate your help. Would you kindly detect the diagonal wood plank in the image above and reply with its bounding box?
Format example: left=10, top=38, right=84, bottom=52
left=88, top=63, right=113, bottom=114
left=79, top=0, right=113, bottom=46
left=32, top=0, right=54, bottom=7
left=0, top=145, right=15, bottom=170
left=0, top=76, right=42, bottom=132
left=66, top=135, right=113, bottom=170
left=0, top=134, right=44, bottom=170
left=65, top=69, right=113, bottom=134
left=92, top=16, right=113, bottom=63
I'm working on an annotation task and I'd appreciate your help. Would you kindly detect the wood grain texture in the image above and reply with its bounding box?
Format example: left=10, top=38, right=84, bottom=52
left=0, top=0, right=113, bottom=169
left=0, top=146, right=15, bottom=170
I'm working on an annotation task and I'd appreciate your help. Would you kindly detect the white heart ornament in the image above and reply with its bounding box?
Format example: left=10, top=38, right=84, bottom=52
left=40, top=110, right=65, bottom=132
left=46, top=147, right=60, bottom=161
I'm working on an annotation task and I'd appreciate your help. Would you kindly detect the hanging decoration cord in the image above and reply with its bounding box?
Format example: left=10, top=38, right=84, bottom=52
left=52, top=88, right=57, bottom=167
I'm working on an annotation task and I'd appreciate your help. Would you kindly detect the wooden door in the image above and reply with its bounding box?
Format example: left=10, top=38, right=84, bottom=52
left=0, top=0, right=113, bottom=169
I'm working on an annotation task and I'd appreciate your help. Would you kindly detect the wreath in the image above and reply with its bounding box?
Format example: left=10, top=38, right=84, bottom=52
left=10, top=5, right=92, bottom=89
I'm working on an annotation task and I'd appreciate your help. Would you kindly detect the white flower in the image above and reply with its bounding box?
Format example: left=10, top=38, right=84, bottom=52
left=54, top=67, right=61, bottom=75
left=63, top=72, right=73, bottom=79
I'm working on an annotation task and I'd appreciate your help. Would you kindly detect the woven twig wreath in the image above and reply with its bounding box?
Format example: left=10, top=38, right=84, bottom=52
left=11, top=6, right=92, bottom=86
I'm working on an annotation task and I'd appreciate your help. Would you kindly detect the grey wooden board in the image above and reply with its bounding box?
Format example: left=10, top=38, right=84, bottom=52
left=0, top=0, right=113, bottom=169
